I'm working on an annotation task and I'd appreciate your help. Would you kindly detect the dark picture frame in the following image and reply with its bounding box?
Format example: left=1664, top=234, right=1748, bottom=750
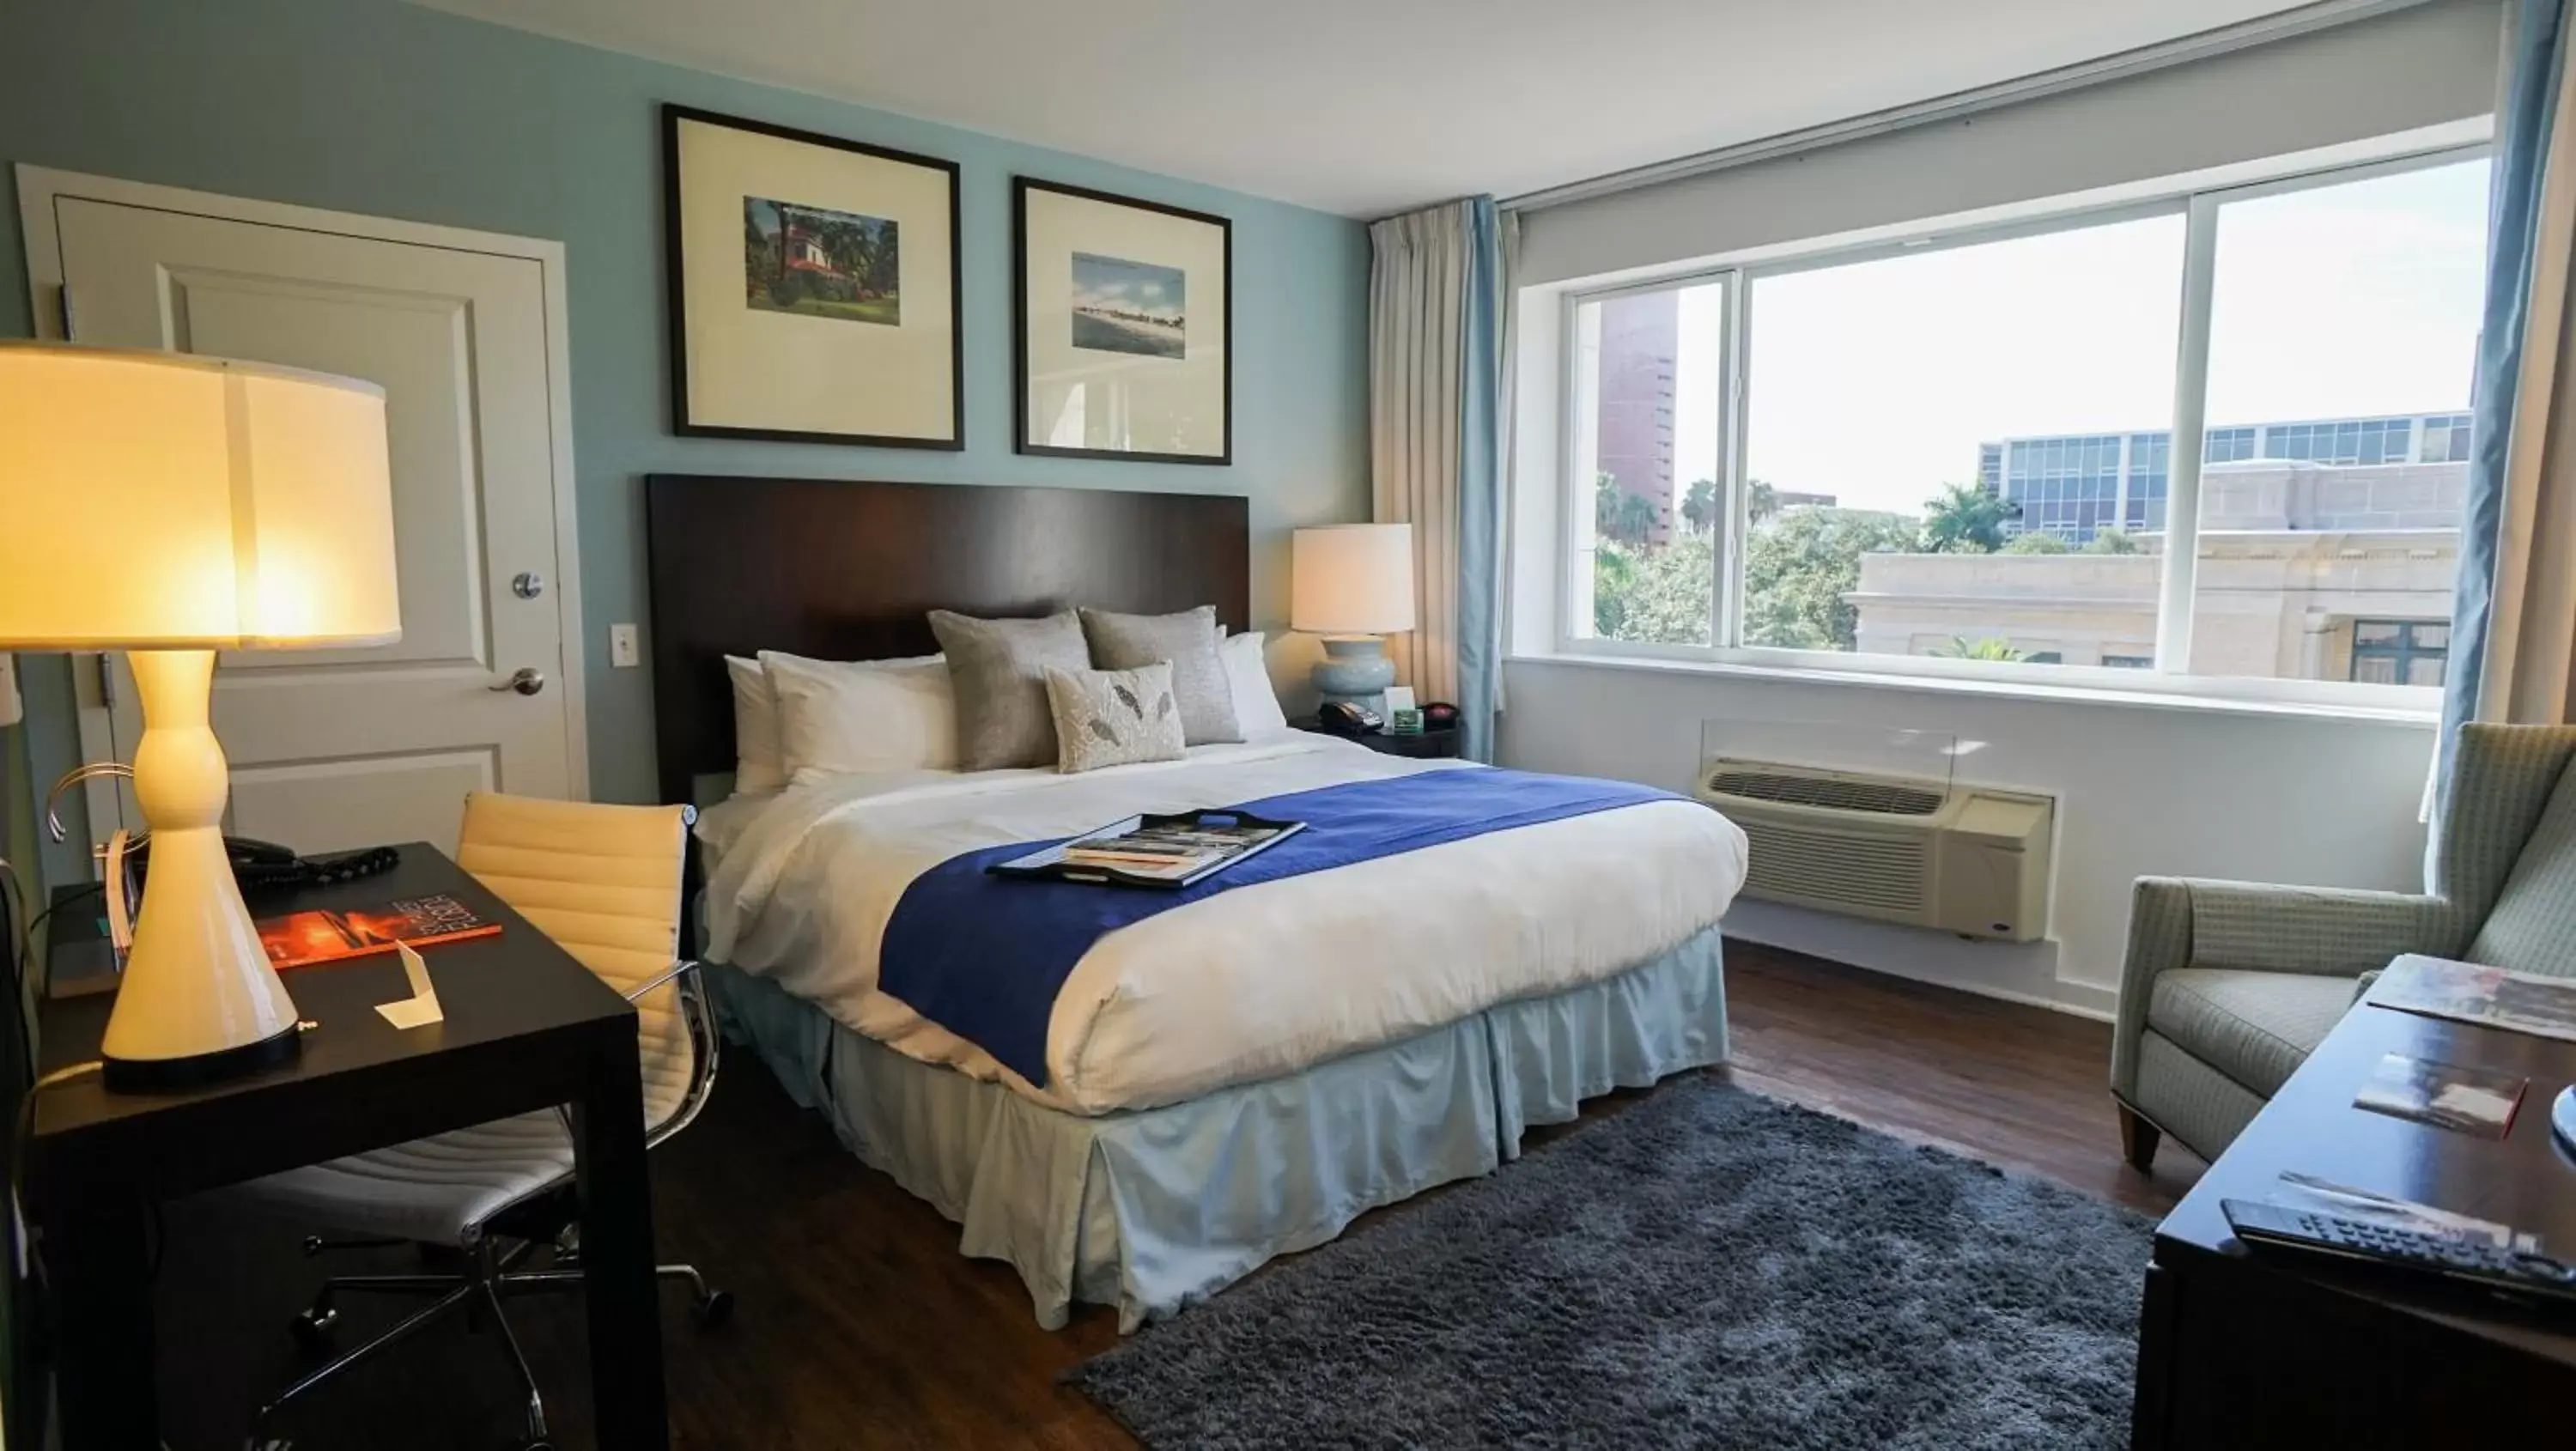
left=663, top=104, right=965, bottom=449
left=1014, top=178, right=1232, bottom=464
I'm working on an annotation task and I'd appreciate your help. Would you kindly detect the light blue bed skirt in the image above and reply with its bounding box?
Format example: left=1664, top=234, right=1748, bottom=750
left=708, top=926, right=1728, bottom=1332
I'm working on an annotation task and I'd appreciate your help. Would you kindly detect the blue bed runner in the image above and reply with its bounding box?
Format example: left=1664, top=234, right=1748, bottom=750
left=878, top=768, right=1680, bottom=1086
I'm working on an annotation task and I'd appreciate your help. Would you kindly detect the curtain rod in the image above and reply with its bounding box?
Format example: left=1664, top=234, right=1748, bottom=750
left=1500, top=0, right=2446, bottom=213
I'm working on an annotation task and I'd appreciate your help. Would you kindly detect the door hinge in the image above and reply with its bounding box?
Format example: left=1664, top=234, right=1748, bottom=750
left=55, top=285, right=76, bottom=341
left=95, top=653, right=115, bottom=710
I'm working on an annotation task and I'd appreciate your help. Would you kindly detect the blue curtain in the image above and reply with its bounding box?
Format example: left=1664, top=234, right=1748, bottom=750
left=1455, top=197, right=1508, bottom=763
left=2434, top=0, right=2568, bottom=859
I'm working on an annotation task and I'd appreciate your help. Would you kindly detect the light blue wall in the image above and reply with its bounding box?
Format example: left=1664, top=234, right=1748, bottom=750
left=0, top=0, right=1372, bottom=888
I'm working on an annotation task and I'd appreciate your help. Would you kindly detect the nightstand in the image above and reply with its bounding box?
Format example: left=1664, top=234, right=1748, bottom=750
left=1291, top=717, right=1461, bottom=758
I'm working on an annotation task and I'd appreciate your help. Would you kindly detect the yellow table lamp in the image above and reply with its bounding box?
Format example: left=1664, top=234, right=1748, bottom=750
left=0, top=342, right=398, bottom=1090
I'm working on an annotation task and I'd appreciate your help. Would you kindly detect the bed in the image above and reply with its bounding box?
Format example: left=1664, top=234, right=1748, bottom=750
left=647, top=474, right=1749, bottom=1329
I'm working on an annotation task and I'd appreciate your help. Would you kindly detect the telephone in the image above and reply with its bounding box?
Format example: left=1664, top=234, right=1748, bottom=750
left=119, top=835, right=400, bottom=893
left=100, top=835, right=401, bottom=956
left=1315, top=700, right=1383, bottom=735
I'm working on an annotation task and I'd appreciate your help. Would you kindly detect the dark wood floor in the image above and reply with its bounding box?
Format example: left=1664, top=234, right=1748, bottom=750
left=152, top=941, right=2200, bottom=1449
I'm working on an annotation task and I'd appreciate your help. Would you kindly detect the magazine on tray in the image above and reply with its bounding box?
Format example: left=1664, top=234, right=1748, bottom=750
left=256, top=893, right=501, bottom=969
left=988, top=809, right=1306, bottom=889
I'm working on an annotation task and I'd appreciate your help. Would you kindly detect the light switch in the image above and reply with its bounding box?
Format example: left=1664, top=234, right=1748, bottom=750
left=610, top=623, right=641, bottom=668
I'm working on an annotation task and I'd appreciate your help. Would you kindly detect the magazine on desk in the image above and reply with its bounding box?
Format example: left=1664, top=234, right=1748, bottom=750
left=2367, top=956, right=2576, bottom=1045
left=256, top=893, right=500, bottom=969
left=989, top=810, right=1306, bottom=889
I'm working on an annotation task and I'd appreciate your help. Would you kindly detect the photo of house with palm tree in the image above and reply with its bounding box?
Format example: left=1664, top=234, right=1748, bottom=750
left=744, top=196, right=901, bottom=325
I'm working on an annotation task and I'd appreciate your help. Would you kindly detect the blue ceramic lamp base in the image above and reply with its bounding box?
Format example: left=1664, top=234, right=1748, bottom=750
left=1311, top=635, right=1395, bottom=713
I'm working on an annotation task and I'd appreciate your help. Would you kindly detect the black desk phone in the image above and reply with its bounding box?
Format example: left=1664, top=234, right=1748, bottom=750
left=1315, top=700, right=1383, bottom=735
left=123, top=835, right=401, bottom=893
left=90, top=837, right=399, bottom=955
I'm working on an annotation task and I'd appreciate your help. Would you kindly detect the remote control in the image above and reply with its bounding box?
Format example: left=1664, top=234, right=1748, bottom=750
left=2221, top=1198, right=2576, bottom=1310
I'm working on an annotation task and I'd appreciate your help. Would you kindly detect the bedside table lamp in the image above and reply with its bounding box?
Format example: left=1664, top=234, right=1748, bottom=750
left=1291, top=523, right=1415, bottom=713
left=0, top=343, right=398, bottom=1090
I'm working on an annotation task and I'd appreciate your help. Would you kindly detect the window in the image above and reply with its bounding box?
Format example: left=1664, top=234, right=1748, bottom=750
left=2349, top=619, right=2451, bottom=686
left=1566, top=279, right=1725, bottom=646
left=1735, top=210, right=2184, bottom=665
left=2123, top=433, right=2170, bottom=531
left=2203, top=426, right=2258, bottom=463
left=1554, top=141, right=2490, bottom=707
left=2420, top=412, right=2474, bottom=462
left=2187, top=159, right=2488, bottom=685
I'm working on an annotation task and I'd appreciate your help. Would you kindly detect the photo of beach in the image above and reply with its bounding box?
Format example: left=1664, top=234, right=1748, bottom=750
left=1071, top=251, right=1187, bottom=359
left=744, top=196, right=901, bottom=326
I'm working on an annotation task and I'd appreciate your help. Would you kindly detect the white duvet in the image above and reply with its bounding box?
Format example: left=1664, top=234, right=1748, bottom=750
left=702, top=734, right=1747, bottom=1115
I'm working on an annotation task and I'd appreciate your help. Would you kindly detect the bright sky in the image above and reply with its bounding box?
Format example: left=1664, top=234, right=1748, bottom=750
left=1073, top=252, right=1187, bottom=321
left=1666, top=157, right=2492, bottom=515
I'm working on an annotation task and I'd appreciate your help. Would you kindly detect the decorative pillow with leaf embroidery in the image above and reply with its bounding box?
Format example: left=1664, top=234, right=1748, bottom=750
left=1044, top=662, right=1187, bottom=774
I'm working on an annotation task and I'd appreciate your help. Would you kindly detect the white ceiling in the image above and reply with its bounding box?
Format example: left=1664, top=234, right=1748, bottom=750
left=408, top=0, right=2318, bottom=216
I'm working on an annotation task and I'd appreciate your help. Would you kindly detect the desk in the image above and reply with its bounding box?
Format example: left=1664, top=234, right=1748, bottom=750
left=29, top=844, right=669, bottom=1450
left=2132, top=965, right=2576, bottom=1448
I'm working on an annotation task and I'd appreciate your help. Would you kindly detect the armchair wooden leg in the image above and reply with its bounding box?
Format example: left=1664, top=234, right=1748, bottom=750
left=2118, top=1102, right=2160, bottom=1172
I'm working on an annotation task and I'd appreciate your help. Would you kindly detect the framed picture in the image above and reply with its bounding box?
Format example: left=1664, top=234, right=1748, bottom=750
left=663, top=104, right=963, bottom=448
left=1014, top=179, right=1231, bottom=464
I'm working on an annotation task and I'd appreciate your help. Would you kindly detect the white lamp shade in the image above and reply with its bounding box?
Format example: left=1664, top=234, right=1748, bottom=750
left=1291, top=524, right=1416, bottom=635
left=0, top=342, right=400, bottom=650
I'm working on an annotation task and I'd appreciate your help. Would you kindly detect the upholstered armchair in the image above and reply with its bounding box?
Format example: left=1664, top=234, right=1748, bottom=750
left=2111, top=722, right=2576, bottom=1169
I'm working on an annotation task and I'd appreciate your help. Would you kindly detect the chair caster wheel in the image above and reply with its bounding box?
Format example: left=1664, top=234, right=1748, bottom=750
left=519, top=1441, right=554, bottom=1451
left=290, top=1305, right=338, bottom=1345
left=692, top=1288, right=733, bottom=1329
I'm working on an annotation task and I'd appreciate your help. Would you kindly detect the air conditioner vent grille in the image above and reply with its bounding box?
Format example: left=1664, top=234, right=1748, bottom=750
left=1738, top=823, right=1929, bottom=914
left=1707, top=770, right=1946, bottom=817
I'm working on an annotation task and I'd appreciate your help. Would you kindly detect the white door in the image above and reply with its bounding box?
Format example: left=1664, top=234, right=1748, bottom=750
left=22, top=174, right=583, bottom=858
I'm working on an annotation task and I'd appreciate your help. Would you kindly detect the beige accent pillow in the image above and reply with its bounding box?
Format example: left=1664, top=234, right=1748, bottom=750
left=1078, top=605, right=1242, bottom=746
left=1046, top=663, right=1186, bottom=774
left=928, top=609, right=1091, bottom=769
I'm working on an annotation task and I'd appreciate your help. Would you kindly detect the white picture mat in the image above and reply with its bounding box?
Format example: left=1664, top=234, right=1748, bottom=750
left=677, top=116, right=957, bottom=440
left=1022, top=186, right=1227, bottom=458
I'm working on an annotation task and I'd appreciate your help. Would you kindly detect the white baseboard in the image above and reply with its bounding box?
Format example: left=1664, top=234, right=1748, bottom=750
left=1722, top=899, right=2119, bottom=1022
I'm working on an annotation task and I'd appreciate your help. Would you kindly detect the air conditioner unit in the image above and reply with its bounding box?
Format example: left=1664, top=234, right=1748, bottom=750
left=1697, top=757, right=2054, bottom=941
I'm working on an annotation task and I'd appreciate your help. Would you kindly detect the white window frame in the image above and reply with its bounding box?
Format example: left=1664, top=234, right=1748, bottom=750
left=1546, top=131, right=2493, bottom=714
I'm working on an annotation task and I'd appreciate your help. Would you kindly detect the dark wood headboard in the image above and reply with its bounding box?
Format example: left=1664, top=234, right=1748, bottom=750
left=644, top=474, right=1250, bottom=803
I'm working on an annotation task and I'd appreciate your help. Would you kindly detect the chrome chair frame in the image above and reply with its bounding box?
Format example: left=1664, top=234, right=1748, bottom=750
left=248, top=959, right=726, bottom=1451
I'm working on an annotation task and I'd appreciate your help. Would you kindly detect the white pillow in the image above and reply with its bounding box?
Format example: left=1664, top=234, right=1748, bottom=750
left=761, top=650, right=957, bottom=779
left=726, top=655, right=787, bottom=794
left=1218, top=631, right=1290, bottom=738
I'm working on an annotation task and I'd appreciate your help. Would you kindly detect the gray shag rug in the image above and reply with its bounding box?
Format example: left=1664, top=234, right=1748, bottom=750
left=1068, top=1075, right=2151, bottom=1450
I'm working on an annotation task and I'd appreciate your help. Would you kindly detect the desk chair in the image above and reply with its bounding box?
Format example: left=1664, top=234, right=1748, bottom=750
left=235, top=793, right=726, bottom=1451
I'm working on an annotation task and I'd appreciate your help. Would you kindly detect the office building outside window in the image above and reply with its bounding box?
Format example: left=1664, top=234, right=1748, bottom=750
left=1986, top=410, right=2474, bottom=543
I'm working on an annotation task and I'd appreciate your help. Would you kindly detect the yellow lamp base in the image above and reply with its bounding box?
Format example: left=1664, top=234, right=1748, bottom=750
left=99, top=650, right=302, bottom=1091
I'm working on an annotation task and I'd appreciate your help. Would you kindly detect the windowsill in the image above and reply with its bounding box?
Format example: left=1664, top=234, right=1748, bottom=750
left=1505, top=649, right=2441, bottom=727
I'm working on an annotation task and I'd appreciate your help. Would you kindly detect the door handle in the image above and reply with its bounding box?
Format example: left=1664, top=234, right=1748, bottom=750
left=489, top=667, right=545, bottom=696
